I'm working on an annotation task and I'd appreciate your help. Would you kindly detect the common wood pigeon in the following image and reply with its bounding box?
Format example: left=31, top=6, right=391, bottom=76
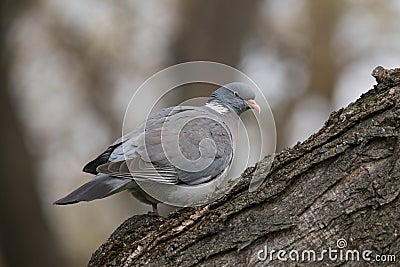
left=54, top=82, right=260, bottom=215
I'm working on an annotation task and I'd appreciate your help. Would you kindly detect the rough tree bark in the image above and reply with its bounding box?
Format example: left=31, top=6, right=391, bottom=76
left=89, top=66, right=399, bottom=267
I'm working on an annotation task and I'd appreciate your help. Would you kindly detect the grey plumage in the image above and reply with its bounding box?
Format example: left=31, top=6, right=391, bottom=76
left=53, top=174, right=133, bottom=205
left=54, top=82, right=260, bottom=214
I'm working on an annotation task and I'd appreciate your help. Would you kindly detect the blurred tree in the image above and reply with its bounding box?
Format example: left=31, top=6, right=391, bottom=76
left=272, top=0, right=344, bottom=149
left=171, top=0, right=259, bottom=65
left=307, top=0, right=343, bottom=100
left=0, top=1, right=67, bottom=266
left=169, top=0, right=260, bottom=100
left=49, top=25, right=122, bottom=138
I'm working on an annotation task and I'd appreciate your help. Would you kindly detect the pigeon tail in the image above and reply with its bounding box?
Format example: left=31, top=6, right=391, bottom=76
left=54, top=174, right=133, bottom=205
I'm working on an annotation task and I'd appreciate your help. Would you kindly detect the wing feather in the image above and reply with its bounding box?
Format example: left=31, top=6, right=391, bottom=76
left=96, top=159, right=178, bottom=184
left=86, top=106, right=233, bottom=186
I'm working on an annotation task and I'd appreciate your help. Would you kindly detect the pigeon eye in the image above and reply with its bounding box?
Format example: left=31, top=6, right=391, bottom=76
left=233, top=91, right=239, bottom=97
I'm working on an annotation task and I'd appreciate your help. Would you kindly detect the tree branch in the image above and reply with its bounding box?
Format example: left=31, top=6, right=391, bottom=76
left=89, top=66, right=400, bottom=267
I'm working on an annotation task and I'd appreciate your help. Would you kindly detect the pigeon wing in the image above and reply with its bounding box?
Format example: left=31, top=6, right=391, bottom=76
left=84, top=106, right=233, bottom=185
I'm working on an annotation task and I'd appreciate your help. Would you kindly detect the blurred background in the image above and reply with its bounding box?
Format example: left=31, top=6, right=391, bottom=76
left=1, top=0, right=399, bottom=266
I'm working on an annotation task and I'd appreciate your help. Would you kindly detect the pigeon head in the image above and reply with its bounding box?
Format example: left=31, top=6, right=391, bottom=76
left=208, top=82, right=261, bottom=115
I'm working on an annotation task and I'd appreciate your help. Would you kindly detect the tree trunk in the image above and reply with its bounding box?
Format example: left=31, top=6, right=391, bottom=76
left=0, top=1, right=68, bottom=266
left=89, top=66, right=399, bottom=266
left=168, top=0, right=260, bottom=103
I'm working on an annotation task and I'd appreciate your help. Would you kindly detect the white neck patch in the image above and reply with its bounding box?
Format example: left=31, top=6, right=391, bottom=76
left=205, top=101, right=230, bottom=114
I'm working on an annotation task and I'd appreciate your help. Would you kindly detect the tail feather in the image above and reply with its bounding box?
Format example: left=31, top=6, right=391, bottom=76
left=54, top=174, right=133, bottom=205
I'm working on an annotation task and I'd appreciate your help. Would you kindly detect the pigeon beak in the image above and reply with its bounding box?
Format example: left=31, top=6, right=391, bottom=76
left=246, top=99, right=261, bottom=113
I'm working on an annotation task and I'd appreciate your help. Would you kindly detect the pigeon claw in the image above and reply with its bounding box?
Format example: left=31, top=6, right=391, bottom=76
left=147, top=203, right=159, bottom=216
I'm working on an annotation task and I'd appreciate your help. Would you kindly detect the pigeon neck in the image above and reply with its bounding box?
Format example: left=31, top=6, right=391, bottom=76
left=206, top=99, right=240, bottom=143
left=205, top=99, right=231, bottom=115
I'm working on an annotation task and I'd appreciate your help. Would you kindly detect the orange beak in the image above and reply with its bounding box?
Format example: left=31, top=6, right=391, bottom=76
left=246, top=99, right=261, bottom=113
